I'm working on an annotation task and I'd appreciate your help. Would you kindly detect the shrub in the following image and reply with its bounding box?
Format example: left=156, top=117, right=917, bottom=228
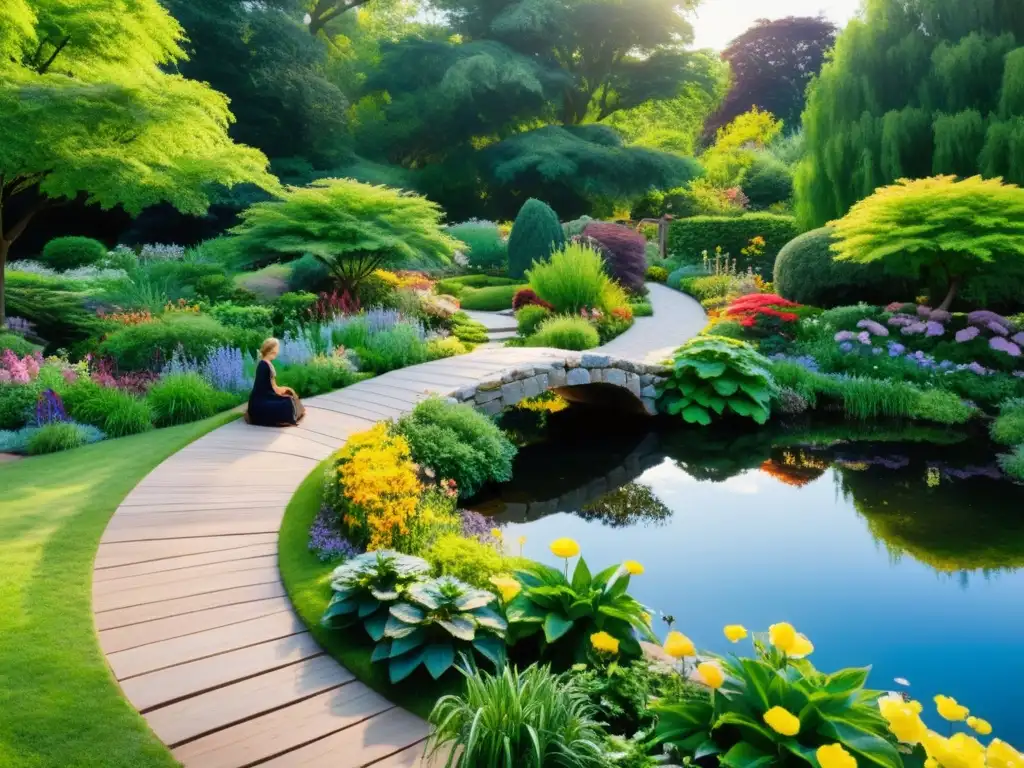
left=427, top=664, right=607, bottom=768
left=562, top=215, right=595, bottom=238
left=0, top=384, right=39, bottom=429
left=528, top=243, right=612, bottom=314
left=277, top=356, right=358, bottom=396
left=630, top=300, right=653, bottom=317
left=208, top=303, right=274, bottom=333
left=63, top=380, right=153, bottom=437
left=356, top=323, right=429, bottom=374
left=667, top=264, right=710, bottom=289
left=458, top=284, right=526, bottom=311
left=395, top=397, right=517, bottom=497
left=527, top=316, right=601, bottom=351
left=512, top=288, right=554, bottom=311
left=910, top=390, right=975, bottom=425
left=645, top=265, right=668, bottom=283
left=991, top=399, right=1024, bottom=445
left=998, top=444, right=1024, bottom=481
left=322, top=549, right=432, bottom=635
left=146, top=373, right=219, bottom=427
left=97, top=313, right=240, bottom=371
left=507, top=198, right=566, bottom=279
left=679, top=274, right=736, bottom=303
left=40, top=236, right=107, bottom=270
left=6, top=274, right=104, bottom=350
left=773, top=227, right=908, bottom=307
left=658, top=336, right=776, bottom=425
left=0, top=332, right=37, bottom=356
left=286, top=253, right=333, bottom=293
left=426, top=336, right=469, bottom=359
left=426, top=534, right=529, bottom=590
left=436, top=274, right=520, bottom=297
left=516, top=305, right=551, bottom=336
left=26, top=421, right=103, bottom=455
left=740, top=154, right=794, bottom=209
left=450, top=313, right=490, bottom=344
left=667, top=214, right=799, bottom=273
left=580, top=222, right=647, bottom=292
left=448, top=221, right=508, bottom=272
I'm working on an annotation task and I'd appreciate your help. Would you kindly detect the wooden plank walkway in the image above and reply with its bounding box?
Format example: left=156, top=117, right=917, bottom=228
left=90, top=288, right=706, bottom=767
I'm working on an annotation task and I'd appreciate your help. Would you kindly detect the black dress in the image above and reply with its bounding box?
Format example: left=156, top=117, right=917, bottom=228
left=247, top=360, right=304, bottom=426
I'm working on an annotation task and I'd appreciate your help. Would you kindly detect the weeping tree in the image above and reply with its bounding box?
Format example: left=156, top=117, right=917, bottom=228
left=796, top=0, right=1024, bottom=228
left=228, top=178, right=460, bottom=292
left=830, top=176, right=1024, bottom=310
left=0, top=0, right=274, bottom=325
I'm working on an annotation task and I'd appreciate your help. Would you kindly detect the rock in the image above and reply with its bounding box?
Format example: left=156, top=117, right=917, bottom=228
left=478, top=399, right=503, bottom=416
left=549, top=368, right=567, bottom=388
left=477, top=378, right=503, bottom=392
left=626, top=372, right=642, bottom=397
left=501, top=380, right=525, bottom=406
left=604, top=369, right=627, bottom=387
left=641, top=384, right=657, bottom=398
left=642, top=397, right=658, bottom=415
left=590, top=368, right=604, bottom=383
left=581, top=353, right=611, bottom=368
left=522, top=376, right=542, bottom=399
left=566, top=367, right=591, bottom=386
left=639, top=374, right=653, bottom=386
left=475, top=387, right=503, bottom=404
left=454, top=386, right=475, bottom=401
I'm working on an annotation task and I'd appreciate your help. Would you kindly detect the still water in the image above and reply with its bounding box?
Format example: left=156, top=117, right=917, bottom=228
left=471, top=407, right=1024, bottom=739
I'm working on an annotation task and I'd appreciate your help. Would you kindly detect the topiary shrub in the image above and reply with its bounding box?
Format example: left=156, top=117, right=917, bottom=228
left=448, top=221, right=508, bottom=272
left=458, top=285, right=526, bottom=311
left=667, top=214, right=799, bottom=273
left=773, top=227, right=909, bottom=307
left=580, top=222, right=647, bottom=293
left=516, top=305, right=551, bottom=337
left=657, top=336, right=776, bottom=425
left=507, top=199, right=565, bottom=279
left=62, top=380, right=154, bottom=437
left=147, top=373, right=219, bottom=427
left=394, top=396, right=517, bottom=497
left=96, top=313, right=239, bottom=371
left=526, top=315, right=601, bottom=351
left=40, top=237, right=107, bottom=270
left=740, top=154, right=794, bottom=210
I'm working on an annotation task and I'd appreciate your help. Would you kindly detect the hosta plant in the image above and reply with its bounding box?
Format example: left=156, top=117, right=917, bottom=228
left=375, top=576, right=508, bottom=682
left=321, top=550, right=431, bottom=641
left=657, top=336, right=776, bottom=425
left=653, top=626, right=903, bottom=767
left=506, top=559, right=656, bottom=663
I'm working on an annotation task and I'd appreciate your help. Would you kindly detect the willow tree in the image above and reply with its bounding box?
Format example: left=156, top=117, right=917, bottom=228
left=796, top=0, right=1024, bottom=228
left=0, top=0, right=274, bottom=325
left=228, top=179, right=459, bottom=292
left=830, top=176, right=1024, bottom=310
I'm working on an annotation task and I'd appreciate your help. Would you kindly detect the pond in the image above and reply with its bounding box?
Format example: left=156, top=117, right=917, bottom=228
left=469, top=405, right=1024, bottom=740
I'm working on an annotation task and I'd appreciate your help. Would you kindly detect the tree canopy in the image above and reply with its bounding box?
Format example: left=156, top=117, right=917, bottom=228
left=795, top=0, right=1024, bottom=228
left=0, top=0, right=274, bottom=322
left=704, top=16, right=836, bottom=140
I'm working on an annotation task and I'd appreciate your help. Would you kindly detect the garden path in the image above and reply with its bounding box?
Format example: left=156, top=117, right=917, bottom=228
left=91, top=288, right=704, bottom=768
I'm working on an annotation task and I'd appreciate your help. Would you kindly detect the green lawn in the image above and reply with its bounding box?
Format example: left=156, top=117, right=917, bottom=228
left=0, top=412, right=237, bottom=768
left=278, top=461, right=459, bottom=719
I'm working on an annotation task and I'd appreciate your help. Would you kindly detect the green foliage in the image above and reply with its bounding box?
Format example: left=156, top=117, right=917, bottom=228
left=435, top=275, right=520, bottom=298
left=63, top=381, right=153, bottom=437
left=146, top=373, right=218, bottom=427
left=26, top=422, right=94, bottom=455
left=741, top=154, right=794, bottom=210
left=448, top=222, right=508, bottom=272
left=910, top=390, right=975, bottom=426
left=678, top=275, right=736, bottom=304
left=356, top=324, right=431, bottom=374
left=287, top=254, right=333, bottom=294
left=376, top=576, right=507, bottom=682
left=450, top=313, right=490, bottom=344
left=830, top=176, right=1024, bottom=309
left=395, top=397, right=517, bottom=498
left=228, top=179, right=458, bottom=292
left=208, top=303, right=273, bottom=333
left=40, top=237, right=107, bottom=271
left=773, top=227, right=907, bottom=307
left=277, top=357, right=360, bottom=397
left=667, top=214, right=799, bottom=273
left=658, top=337, right=776, bottom=425
left=508, top=199, right=566, bottom=280
left=998, top=444, right=1024, bottom=481
left=702, top=108, right=784, bottom=187
left=562, top=216, right=595, bottom=238
left=6, top=274, right=104, bottom=350
left=506, top=558, right=656, bottom=663
left=991, top=399, right=1024, bottom=445
left=0, top=383, right=39, bottom=429
left=0, top=332, right=37, bottom=356
left=458, top=284, right=527, bottom=311
left=526, top=316, right=601, bottom=351
left=631, top=300, right=653, bottom=317
left=426, top=534, right=528, bottom=590
left=426, top=337, right=471, bottom=360
left=274, top=292, right=318, bottom=331
left=96, top=314, right=239, bottom=371
left=427, top=663, right=607, bottom=768
left=653, top=639, right=898, bottom=767
left=516, top=305, right=551, bottom=337
left=645, top=266, right=668, bottom=283
left=527, top=243, right=612, bottom=314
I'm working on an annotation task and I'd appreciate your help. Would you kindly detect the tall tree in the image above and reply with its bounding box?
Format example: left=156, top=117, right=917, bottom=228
left=0, top=0, right=275, bottom=325
left=795, top=0, right=1024, bottom=228
left=704, top=16, right=836, bottom=140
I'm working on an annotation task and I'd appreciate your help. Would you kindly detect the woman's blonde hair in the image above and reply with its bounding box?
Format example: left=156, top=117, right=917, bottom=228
left=260, top=337, right=280, bottom=359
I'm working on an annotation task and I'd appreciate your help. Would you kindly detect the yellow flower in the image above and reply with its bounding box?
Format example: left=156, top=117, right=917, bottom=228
left=788, top=633, right=814, bottom=658
left=623, top=560, right=644, bottom=575
left=879, top=694, right=927, bottom=744
left=763, top=706, right=800, bottom=737
left=924, top=759, right=939, bottom=768
left=590, top=631, right=619, bottom=654
left=935, top=694, right=970, bottom=721
left=491, top=528, right=503, bottom=539
left=723, top=625, right=748, bottom=643
left=966, top=716, right=992, bottom=736
left=988, top=739, right=1024, bottom=768
left=924, top=732, right=986, bottom=768
left=518, top=535, right=526, bottom=546
left=769, top=622, right=798, bottom=654
left=695, top=661, right=724, bottom=689
left=489, top=575, right=521, bottom=602
left=550, top=538, right=580, bottom=558
left=816, top=744, right=856, bottom=768
left=664, top=631, right=696, bottom=658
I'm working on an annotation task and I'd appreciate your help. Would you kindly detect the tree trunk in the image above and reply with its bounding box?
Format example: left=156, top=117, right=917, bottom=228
left=0, top=238, right=8, bottom=327
left=937, top=276, right=962, bottom=312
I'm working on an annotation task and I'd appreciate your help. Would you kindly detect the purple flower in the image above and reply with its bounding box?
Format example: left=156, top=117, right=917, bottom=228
left=990, top=337, right=1022, bottom=357
left=1013, top=333, right=1024, bottom=346
left=967, top=362, right=988, bottom=375
left=955, top=326, right=980, bottom=343
left=34, top=389, right=67, bottom=426
left=857, top=319, right=889, bottom=337
left=968, top=310, right=1009, bottom=330
left=872, top=347, right=882, bottom=355
left=308, top=505, right=360, bottom=562
left=460, top=509, right=497, bottom=542
left=834, top=331, right=855, bottom=342
left=916, top=305, right=932, bottom=318
left=200, top=346, right=247, bottom=392
left=925, top=321, right=945, bottom=337
left=888, top=315, right=915, bottom=328
left=857, top=331, right=871, bottom=345
left=770, top=354, right=819, bottom=372
left=901, top=322, right=927, bottom=335
left=839, top=341, right=854, bottom=352
left=887, top=341, right=906, bottom=356
left=988, top=321, right=1009, bottom=337
left=928, top=310, right=952, bottom=324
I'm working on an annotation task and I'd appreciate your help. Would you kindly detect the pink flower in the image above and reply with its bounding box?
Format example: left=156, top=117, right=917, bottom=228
left=956, top=326, right=980, bottom=343
left=0, top=370, right=11, bottom=384
left=885, top=302, right=906, bottom=312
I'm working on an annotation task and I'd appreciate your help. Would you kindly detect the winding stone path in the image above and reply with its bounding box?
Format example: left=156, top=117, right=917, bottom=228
left=91, top=287, right=704, bottom=767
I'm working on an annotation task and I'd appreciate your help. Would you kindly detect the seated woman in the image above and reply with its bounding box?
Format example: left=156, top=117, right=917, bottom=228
left=247, top=338, right=306, bottom=426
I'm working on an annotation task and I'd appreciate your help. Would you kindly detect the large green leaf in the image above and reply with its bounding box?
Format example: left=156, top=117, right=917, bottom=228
left=454, top=591, right=493, bottom=611
left=371, top=639, right=392, bottom=663
left=472, top=634, right=507, bottom=666
left=389, top=648, right=426, bottom=683
left=389, top=602, right=425, bottom=624
left=370, top=586, right=400, bottom=601
left=682, top=404, right=712, bottom=425
left=738, top=659, right=775, bottom=710
left=384, top=615, right=421, bottom=639
left=571, top=558, right=592, bottom=592
left=438, top=616, right=476, bottom=641
left=389, top=627, right=427, bottom=658
left=364, top=612, right=389, bottom=642
left=357, top=596, right=381, bottom=618
left=323, top=595, right=357, bottom=619
left=568, top=599, right=595, bottom=619
left=423, top=643, right=455, bottom=679
left=543, top=612, right=574, bottom=643
left=505, top=593, right=545, bottom=623
left=819, top=719, right=902, bottom=768
left=712, top=377, right=741, bottom=396
left=472, top=606, right=508, bottom=634
left=820, top=667, right=870, bottom=696
left=712, top=712, right=777, bottom=745
left=690, top=360, right=728, bottom=379
left=719, top=742, right=774, bottom=768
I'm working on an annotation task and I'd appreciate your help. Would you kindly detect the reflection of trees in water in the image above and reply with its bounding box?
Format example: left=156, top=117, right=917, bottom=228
left=578, top=483, right=672, bottom=528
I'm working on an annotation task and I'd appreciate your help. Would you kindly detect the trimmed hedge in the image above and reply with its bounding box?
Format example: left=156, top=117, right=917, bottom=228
left=41, top=236, right=107, bottom=270
left=666, top=214, right=799, bottom=274
left=507, top=199, right=565, bottom=279
left=458, top=284, right=527, bottom=311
